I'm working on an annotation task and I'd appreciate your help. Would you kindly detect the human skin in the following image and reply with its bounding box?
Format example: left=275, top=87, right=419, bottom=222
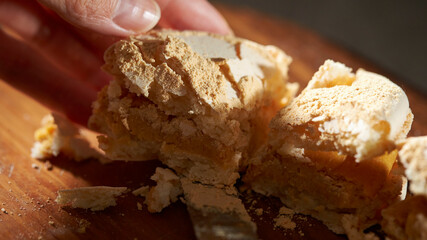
left=0, top=0, right=232, bottom=125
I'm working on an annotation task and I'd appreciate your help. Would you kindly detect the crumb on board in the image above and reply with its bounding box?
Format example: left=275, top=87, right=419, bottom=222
left=132, top=186, right=149, bottom=197
left=274, top=215, right=297, bottom=230
left=274, top=206, right=297, bottom=230
left=255, top=208, right=263, bottom=216
left=56, top=186, right=127, bottom=211
left=31, top=113, right=110, bottom=163
left=137, top=202, right=143, bottom=211
left=133, top=168, right=183, bottom=213
left=279, top=206, right=295, bottom=215
left=77, top=219, right=91, bottom=234
left=45, top=161, right=53, bottom=170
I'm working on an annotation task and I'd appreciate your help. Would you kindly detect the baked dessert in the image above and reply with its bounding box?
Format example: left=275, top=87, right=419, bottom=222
left=268, top=60, right=413, bottom=162
left=31, top=113, right=108, bottom=163
left=244, top=60, right=412, bottom=233
left=56, top=186, right=127, bottom=211
left=133, top=167, right=182, bottom=213
left=382, top=196, right=427, bottom=240
left=381, top=136, right=427, bottom=240
left=397, top=136, right=427, bottom=195
left=180, top=177, right=256, bottom=238
left=89, top=30, right=297, bottom=186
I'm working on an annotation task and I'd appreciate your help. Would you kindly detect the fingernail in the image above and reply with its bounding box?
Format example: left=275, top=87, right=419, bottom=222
left=113, top=0, right=160, bottom=33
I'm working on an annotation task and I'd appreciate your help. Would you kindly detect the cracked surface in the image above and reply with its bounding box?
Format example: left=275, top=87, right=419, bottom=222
left=89, top=30, right=296, bottom=186
left=244, top=60, right=411, bottom=234
left=270, top=60, right=413, bottom=162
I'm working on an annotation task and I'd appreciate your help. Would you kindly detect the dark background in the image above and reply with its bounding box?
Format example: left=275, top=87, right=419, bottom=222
left=213, top=0, right=427, bottom=95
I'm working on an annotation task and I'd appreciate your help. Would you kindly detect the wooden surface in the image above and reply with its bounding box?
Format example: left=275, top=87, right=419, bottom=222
left=1, top=5, right=426, bottom=240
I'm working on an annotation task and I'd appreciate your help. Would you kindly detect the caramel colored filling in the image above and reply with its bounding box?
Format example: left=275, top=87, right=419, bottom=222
left=305, top=150, right=397, bottom=196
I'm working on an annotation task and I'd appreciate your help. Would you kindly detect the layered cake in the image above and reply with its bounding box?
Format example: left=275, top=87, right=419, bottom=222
left=244, top=60, right=413, bottom=233
left=83, top=30, right=424, bottom=238
left=89, top=30, right=297, bottom=186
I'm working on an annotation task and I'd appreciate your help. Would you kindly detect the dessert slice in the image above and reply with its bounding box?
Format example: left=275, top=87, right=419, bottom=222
left=244, top=60, right=412, bottom=233
left=381, top=136, right=427, bottom=240
left=89, top=30, right=297, bottom=186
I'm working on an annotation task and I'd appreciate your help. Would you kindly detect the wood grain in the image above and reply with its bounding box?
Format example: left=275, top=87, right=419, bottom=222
left=0, top=5, right=426, bottom=240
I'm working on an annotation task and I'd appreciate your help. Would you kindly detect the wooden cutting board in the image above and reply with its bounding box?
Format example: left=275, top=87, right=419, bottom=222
left=0, top=5, right=426, bottom=240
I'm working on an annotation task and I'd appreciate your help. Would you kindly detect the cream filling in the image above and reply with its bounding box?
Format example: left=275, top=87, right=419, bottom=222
left=179, top=34, right=275, bottom=103
left=180, top=35, right=237, bottom=59
left=180, top=34, right=271, bottom=83
left=386, top=91, right=410, bottom=140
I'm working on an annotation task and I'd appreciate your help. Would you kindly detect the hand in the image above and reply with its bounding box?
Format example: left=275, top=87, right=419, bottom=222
left=0, top=0, right=232, bottom=125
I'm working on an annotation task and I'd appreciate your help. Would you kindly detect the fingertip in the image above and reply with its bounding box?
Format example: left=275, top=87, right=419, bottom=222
left=112, top=0, right=160, bottom=35
left=39, top=0, right=161, bottom=37
left=156, top=0, right=233, bottom=36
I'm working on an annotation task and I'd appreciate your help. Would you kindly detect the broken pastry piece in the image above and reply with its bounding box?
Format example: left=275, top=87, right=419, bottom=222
left=382, top=196, right=427, bottom=240
left=381, top=136, right=427, bottom=240
left=397, top=136, right=427, bottom=195
left=89, top=30, right=297, bottom=186
left=270, top=60, right=413, bottom=162
left=31, top=113, right=109, bottom=163
left=56, top=186, right=127, bottom=211
left=181, top=178, right=257, bottom=239
left=244, top=60, right=412, bottom=234
left=132, top=167, right=182, bottom=213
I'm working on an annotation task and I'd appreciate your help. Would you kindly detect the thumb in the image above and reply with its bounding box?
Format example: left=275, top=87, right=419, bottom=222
left=38, top=0, right=160, bottom=36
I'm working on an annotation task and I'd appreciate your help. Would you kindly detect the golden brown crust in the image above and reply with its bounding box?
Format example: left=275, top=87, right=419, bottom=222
left=89, top=30, right=295, bottom=186
left=270, top=60, right=413, bottom=162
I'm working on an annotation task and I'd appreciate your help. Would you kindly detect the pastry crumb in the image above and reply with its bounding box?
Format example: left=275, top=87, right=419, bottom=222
left=142, top=168, right=182, bottom=213
left=31, top=113, right=110, bottom=163
left=56, top=186, right=127, bottom=211
left=136, top=202, right=143, bottom=211
left=77, top=219, right=91, bottom=234
left=279, top=206, right=295, bottom=215
left=274, top=206, right=296, bottom=230
left=44, top=161, right=53, bottom=170
left=254, top=208, right=263, bottom=216
left=132, top=186, right=149, bottom=197
left=274, top=215, right=296, bottom=230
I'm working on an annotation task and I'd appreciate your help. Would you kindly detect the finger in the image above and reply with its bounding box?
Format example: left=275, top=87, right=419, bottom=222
left=156, top=0, right=232, bottom=35
left=0, top=0, right=110, bottom=90
left=38, top=0, right=161, bottom=36
left=0, top=29, right=96, bottom=125
left=71, top=27, right=122, bottom=59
